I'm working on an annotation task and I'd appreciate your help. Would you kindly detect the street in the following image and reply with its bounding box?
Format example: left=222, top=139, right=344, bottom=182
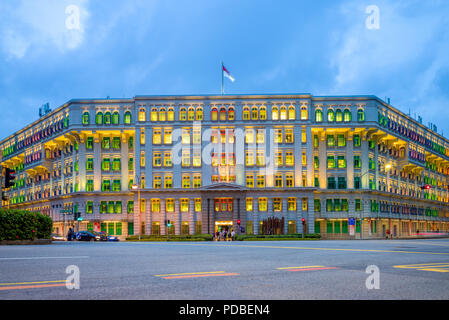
left=1, top=239, right=449, bottom=300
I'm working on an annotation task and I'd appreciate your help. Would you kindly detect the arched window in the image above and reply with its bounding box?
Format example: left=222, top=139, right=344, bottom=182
left=344, top=109, right=351, bottom=122
left=151, top=108, right=158, bottom=122
left=228, top=107, right=235, bottom=121
left=288, top=106, right=295, bottom=120
left=96, top=112, right=103, bottom=125
left=211, top=108, right=218, bottom=121
left=327, top=109, right=334, bottom=122
left=280, top=106, right=287, bottom=120
left=159, top=108, right=166, bottom=122
left=300, top=106, right=308, bottom=120
left=357, top=109, right=365, bottom=122
left=82, top=112, right=90, bottom=125
left=138, top=108, right=146, bottom=122
left=124, top=111, right=132, bottom=125
left=315, top=109, right=323, bottom=122
left=104, top=111, right=111, bottom=125
left=112, top=111, right=119, bottom=125
left=243, top=106, right=250, bottom=120
left=167, top=107, right=175, bottom=121
left=271, top=106, right=279, bottom=120
left=251, top=106, right=258, bottom=120
left=196, top=107, right=203, bottom=121
left=335, top=109, right=343, bottom=122
left=186, top=107, right=194, bottom=121
left=179, top=107, right=187, bottom=121
left=219, top=107, right=227, bottom=121
left=259, top=106, right=267, bottom=120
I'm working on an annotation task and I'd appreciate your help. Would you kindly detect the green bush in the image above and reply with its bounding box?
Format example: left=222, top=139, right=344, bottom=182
left=235, top=233, right=321, bottom=241
left=0, top=209, right=53, bottom=241
left=126, top=234, right=213, bottom=241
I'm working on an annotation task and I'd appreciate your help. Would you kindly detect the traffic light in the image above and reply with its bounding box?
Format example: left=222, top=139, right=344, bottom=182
left=420, top=184, right=431, bottom=190
left=1, top=191, right=8, bottom=201
left=237, top=219, right=241, bottom=225
left=166, top=220, right=172, bottom=227
left=4, top=168, right=16, bottom=188
left=73, top=212, right=82, bottom=221
left=302, top=218, right=306, bottom=224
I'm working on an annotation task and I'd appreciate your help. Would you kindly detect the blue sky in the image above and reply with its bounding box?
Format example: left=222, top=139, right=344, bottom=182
left=1, top=0, right=449, bottom=139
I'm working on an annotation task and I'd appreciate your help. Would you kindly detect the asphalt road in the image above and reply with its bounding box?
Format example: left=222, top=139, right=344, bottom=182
left=1, top=239, right=449, bottom=300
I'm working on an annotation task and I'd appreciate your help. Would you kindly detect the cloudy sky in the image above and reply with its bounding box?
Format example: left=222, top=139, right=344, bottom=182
left=1, top=0, right=449, bottom=139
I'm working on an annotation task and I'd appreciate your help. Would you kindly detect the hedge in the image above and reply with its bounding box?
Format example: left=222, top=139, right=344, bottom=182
left=0, top=209, right=53, bottom=241
left=126, top=234, right=213, bottom=241
left=235, top=233, right=321, bottom=241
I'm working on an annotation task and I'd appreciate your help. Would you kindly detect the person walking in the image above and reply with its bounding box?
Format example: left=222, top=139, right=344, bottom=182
left=67, top=228, right=73, bottom=241
left=231, top=230, right=235, bottom=241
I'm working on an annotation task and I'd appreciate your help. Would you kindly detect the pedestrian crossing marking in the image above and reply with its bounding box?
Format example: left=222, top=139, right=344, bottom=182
left=393, top=262, right=449, bottom=273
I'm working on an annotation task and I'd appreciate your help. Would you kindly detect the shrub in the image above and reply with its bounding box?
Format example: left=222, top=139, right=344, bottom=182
left=126, top=234, right=213, bottom=241
left=0, top=209, right=53, bottom=241
left=235, top=233, right=321, bottom=241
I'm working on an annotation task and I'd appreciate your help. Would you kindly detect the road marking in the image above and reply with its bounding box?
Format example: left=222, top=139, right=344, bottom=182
left=0, top=256, right=89, bottom=261
left=393, top=262, right=449, bottom=273
left=154, top=271, right=239, bottom=279
left=0, top=280, right=67, bottom=286
left=277, top=266, right=338, bottom=272
left=0, top=283, right=67, bottom=291
left=169, top=243, right=449, bottom=256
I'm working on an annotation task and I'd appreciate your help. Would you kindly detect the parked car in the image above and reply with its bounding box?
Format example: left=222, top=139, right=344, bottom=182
left=51, top=233, right=65, bottom=241
left=90, top=231, right=108, bottom=241
left=94, top=231, right=119, bottom=241
left=107, top=235, right=120, bottom=242
left=76, top=231, right=101, bottom=241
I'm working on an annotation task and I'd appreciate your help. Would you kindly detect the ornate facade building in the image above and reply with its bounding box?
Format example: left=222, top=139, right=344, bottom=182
left=1, top=94, right=449, bottom=239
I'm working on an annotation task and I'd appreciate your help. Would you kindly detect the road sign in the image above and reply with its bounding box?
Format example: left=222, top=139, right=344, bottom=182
left=348, top=218, right=356, bottom=226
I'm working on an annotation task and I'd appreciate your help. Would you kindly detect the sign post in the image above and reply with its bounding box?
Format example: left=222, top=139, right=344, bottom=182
left=349, top=218, right=356, bottom=237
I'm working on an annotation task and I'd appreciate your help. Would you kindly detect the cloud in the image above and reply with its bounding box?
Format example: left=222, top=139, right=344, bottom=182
left=0, top=0, right=89, bottom=59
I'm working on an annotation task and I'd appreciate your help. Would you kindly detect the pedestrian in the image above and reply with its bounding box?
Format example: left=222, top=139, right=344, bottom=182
left=231, top=230, right=235, bottom=241
left=67, top=228, right=72, bottom=241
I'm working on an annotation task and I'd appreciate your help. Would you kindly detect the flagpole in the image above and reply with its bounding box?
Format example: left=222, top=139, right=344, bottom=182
left=221, top=61, right=224, bottom=95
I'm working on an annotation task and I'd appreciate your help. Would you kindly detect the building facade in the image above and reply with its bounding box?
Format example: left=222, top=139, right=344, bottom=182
left=1, top=94, right=449, bottom=239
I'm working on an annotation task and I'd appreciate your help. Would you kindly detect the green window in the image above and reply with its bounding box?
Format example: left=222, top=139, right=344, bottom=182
left=356, top=220, right=361, bottom=233
left=100, top=202, right=107, bottom=214
left=314, top=199, right=321, bottom=212
left=74, top=161, right=79, bottom=172
left=328, top=177, right=336, bottom=189
left=128, top=222, right=134, bottom=235
left=334, top=199, right=341, bottom=212
left=314, top=221, right=321, bottom=234
left=368, top=140, right=375, bottom=149
left=87, top=223, right=93, bottom=231
left=96, top=112, right=103, bottom=125
left=108, top=222, right=114, bottom=234
left=342, top=199, right=348, bottom=211
left=327, top=221, right=333, bottom=234
left=337, top=156, right=346, bottom=168
left=334, top=221, right=341, bottom=233
left=338, top=177, right=347, bottom=189
left=86, top=137, right=93, bottom=150
left=107, top=201, right=114, bottom=214
left=104, top=112, right=111, bottom=125
left=114, top=201, right=122, bottom=214
left=86, top=158, right=94, bottom=171
left=357, top=109, right=365, bottom=122
left=314, top=156, right=319, bottom=169
left=314, top=177, right=319, bottom=187
left=82, top=112, right=90, bottom=125
left=313, top=135, right=319, bottom=148
left=102, top=137, right=110, bottom=149
left=112, top=180, right=121, bottom=192
left=112, top=158, right=121, bottom=171
left=102, top=158, right=111, bottom=171
left=326, top=199, right=333, bottom=212
left=327, top=135, right=335, bottom=147
left=337, top=134, right=346, bottom=147
left=128, top=157, right=134, bottom=171
left=353, top=134, right=360, bottom=147
left=327, top=109, right=334, bottom=122
left=127, top=201, right=134, bottom=214
left=344, top=109, right=351, bottom=122
left=315, top=109, right=323, bottom=122
left=128, top=137, right=134, bottom=149
left=354, top=177, right=361, bottom=189
left=101, top=223, right=107, bottom=232
left=342, top=221, right=348, bottom=233
left=327, top=156, right=335, bottom=169
left=124, top=111, right=132, bottom=124
left=369, top=158, right=375, bottom=170
left=112, top=137, right=121, bottom=149
left=112, top=112, right=119, bottom=125
left=102, top=180, right=111, bottom=192
left=86, top=180, right=93, bottom=192
left=335, top=109, right=343, bottom=122
left=354, top=156, right=361, bottom=168
left=115, top=223, right=122, bottom=235
left=355, top=199, right=362, bottom=211
left=86, top=201, right=93, bottom=214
